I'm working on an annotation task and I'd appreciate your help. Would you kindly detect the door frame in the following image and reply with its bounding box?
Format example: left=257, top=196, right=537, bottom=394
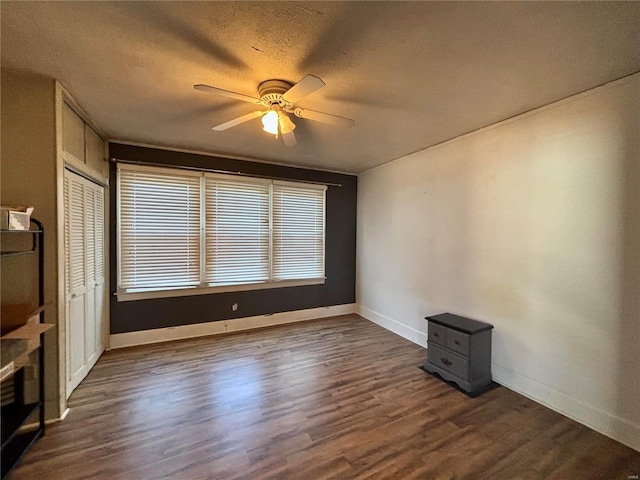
left=55, top=83, right=109, bottom=411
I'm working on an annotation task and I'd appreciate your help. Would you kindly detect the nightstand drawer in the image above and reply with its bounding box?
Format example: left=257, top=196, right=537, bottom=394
left=428, top=344, right=469, bottom=379
left=446, top=329, right=469, bottom=355
left=428, top=322, right=447, bottom=346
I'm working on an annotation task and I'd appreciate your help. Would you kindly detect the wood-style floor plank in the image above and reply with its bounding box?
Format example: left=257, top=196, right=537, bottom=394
left=8, top=314, right=640, bottom=479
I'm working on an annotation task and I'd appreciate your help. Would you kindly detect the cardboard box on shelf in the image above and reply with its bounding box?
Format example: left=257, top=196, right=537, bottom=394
left=1, top=206, right=34, bottom=230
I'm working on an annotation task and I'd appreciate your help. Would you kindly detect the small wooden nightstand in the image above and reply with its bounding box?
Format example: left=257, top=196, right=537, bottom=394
left=423, top=313, right=494, bottom=396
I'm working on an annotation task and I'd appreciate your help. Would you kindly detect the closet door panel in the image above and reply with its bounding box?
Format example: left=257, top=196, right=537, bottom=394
left=66, top=172, right=87, bottom=392
left=69, top=176, right=86, bottom=298
left=84, top=184, right=97, bottom=364
left=68, top=295, right=87, bottom=380
left=94, top=186, right=106, bottom=353
left=94, top=282, right=105, bottom=353
left=85, top=289, right=97, bottom=365
left=64, top=169, right=106, bottom=397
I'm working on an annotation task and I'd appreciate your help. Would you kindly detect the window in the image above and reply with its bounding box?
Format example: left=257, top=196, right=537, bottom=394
left=117, top=164, right=326, bottom=300
left=205, top=176, right=270, bottom=286
left=119, top=167, right=201, bottom=292
left=272, top=182, right=325, bottom=281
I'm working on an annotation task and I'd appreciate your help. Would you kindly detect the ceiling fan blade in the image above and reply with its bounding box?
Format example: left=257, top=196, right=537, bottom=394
left=282, top=75, right=325, bottom=104
left=212, top=110, right=264, bottom=131
left=281, top=130, right=297, bottom=146
left=194, top=84, right=261, bottom=104
left=294, top=108, right=355, bottom=128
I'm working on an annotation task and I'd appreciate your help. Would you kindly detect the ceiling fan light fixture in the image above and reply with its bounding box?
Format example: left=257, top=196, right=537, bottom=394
left=261, top=109, right=279, bottom=135
left=279, top=113, right=296, bottom=134
left=199, top=74, right=355, bottom=145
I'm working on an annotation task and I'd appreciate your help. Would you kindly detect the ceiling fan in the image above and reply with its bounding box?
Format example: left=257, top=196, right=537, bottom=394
left=194, top=75, right=355, bottom=146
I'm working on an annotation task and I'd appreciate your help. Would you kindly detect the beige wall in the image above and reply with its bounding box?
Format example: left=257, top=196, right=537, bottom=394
left=357, top=74, right=640, bottom=451
left=1, top=69, right=60, bottom=419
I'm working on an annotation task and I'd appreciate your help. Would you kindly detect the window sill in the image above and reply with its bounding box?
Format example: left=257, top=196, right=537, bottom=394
left=116, top=278, right=326, bottom=302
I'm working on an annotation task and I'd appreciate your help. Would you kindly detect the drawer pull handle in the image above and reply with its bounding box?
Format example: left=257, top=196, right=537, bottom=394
left=454, top=340, right=460, bottom=345
left=433, top=333, right=440, bottom=338
left=440, top=357, right=452, bottom=367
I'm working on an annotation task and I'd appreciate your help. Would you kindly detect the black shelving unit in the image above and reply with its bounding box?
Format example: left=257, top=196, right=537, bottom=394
left=1, top=219, right=46, bottom=479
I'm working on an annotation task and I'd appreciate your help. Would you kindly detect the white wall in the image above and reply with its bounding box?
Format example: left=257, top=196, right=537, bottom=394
left=357, top=74, right=640, bottom=451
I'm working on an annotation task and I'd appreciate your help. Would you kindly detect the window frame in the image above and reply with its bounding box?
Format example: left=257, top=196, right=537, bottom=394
left=116, top=163, right=326, bottom=302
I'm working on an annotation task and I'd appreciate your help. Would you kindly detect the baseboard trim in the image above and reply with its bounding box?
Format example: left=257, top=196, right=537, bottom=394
left=109, top=304, right=357, bottom=349
left=492, top=363, right=640, bottom=453
left=357, top=304, right=640, bottom=453
left=45, top=407, right=70, bottom=425
left=357, top=305, right=427, bottom=348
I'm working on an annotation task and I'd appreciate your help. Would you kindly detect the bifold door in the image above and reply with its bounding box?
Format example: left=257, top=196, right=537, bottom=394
left=64, top=169, right=105, bottom=397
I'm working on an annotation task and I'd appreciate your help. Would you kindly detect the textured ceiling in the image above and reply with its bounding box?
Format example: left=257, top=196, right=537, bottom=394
left=2, top=2, right=639, bottom=173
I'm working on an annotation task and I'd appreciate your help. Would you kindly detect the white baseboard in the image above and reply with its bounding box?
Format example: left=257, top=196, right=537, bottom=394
left=492, top=363, right=640, bottom=453
left=357, top=304, right=639, bottom=453
left=357, top=305, right=427, bottom=348
left=109, top=303, right=357, bottom=349
left=45, top=407, right=70, bottom=425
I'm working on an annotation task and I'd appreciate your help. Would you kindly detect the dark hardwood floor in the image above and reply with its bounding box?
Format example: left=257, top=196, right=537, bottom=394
left=9, top=314, right=640, bottom=479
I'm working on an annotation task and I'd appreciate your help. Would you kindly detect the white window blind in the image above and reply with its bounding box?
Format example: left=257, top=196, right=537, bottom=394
left=205, top=176, right=270, bottom=285
left=117, top=164, right=327, bottom=299
left=119, top=166, right=201, bottom=292
left=272, top=182, right=326, bottom=281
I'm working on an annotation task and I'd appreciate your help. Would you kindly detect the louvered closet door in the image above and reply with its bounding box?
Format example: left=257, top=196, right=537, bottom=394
left=65, top=171, right=87, bottom=393
left=64, top=169, right=106, bottom=397
left=84, top=184, right=97, bottom=366
left=93, top=186, right=105, bottom=356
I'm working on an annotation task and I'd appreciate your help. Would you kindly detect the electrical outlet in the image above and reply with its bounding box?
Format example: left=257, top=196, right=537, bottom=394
left=232, top=303, right=238, bottom=311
